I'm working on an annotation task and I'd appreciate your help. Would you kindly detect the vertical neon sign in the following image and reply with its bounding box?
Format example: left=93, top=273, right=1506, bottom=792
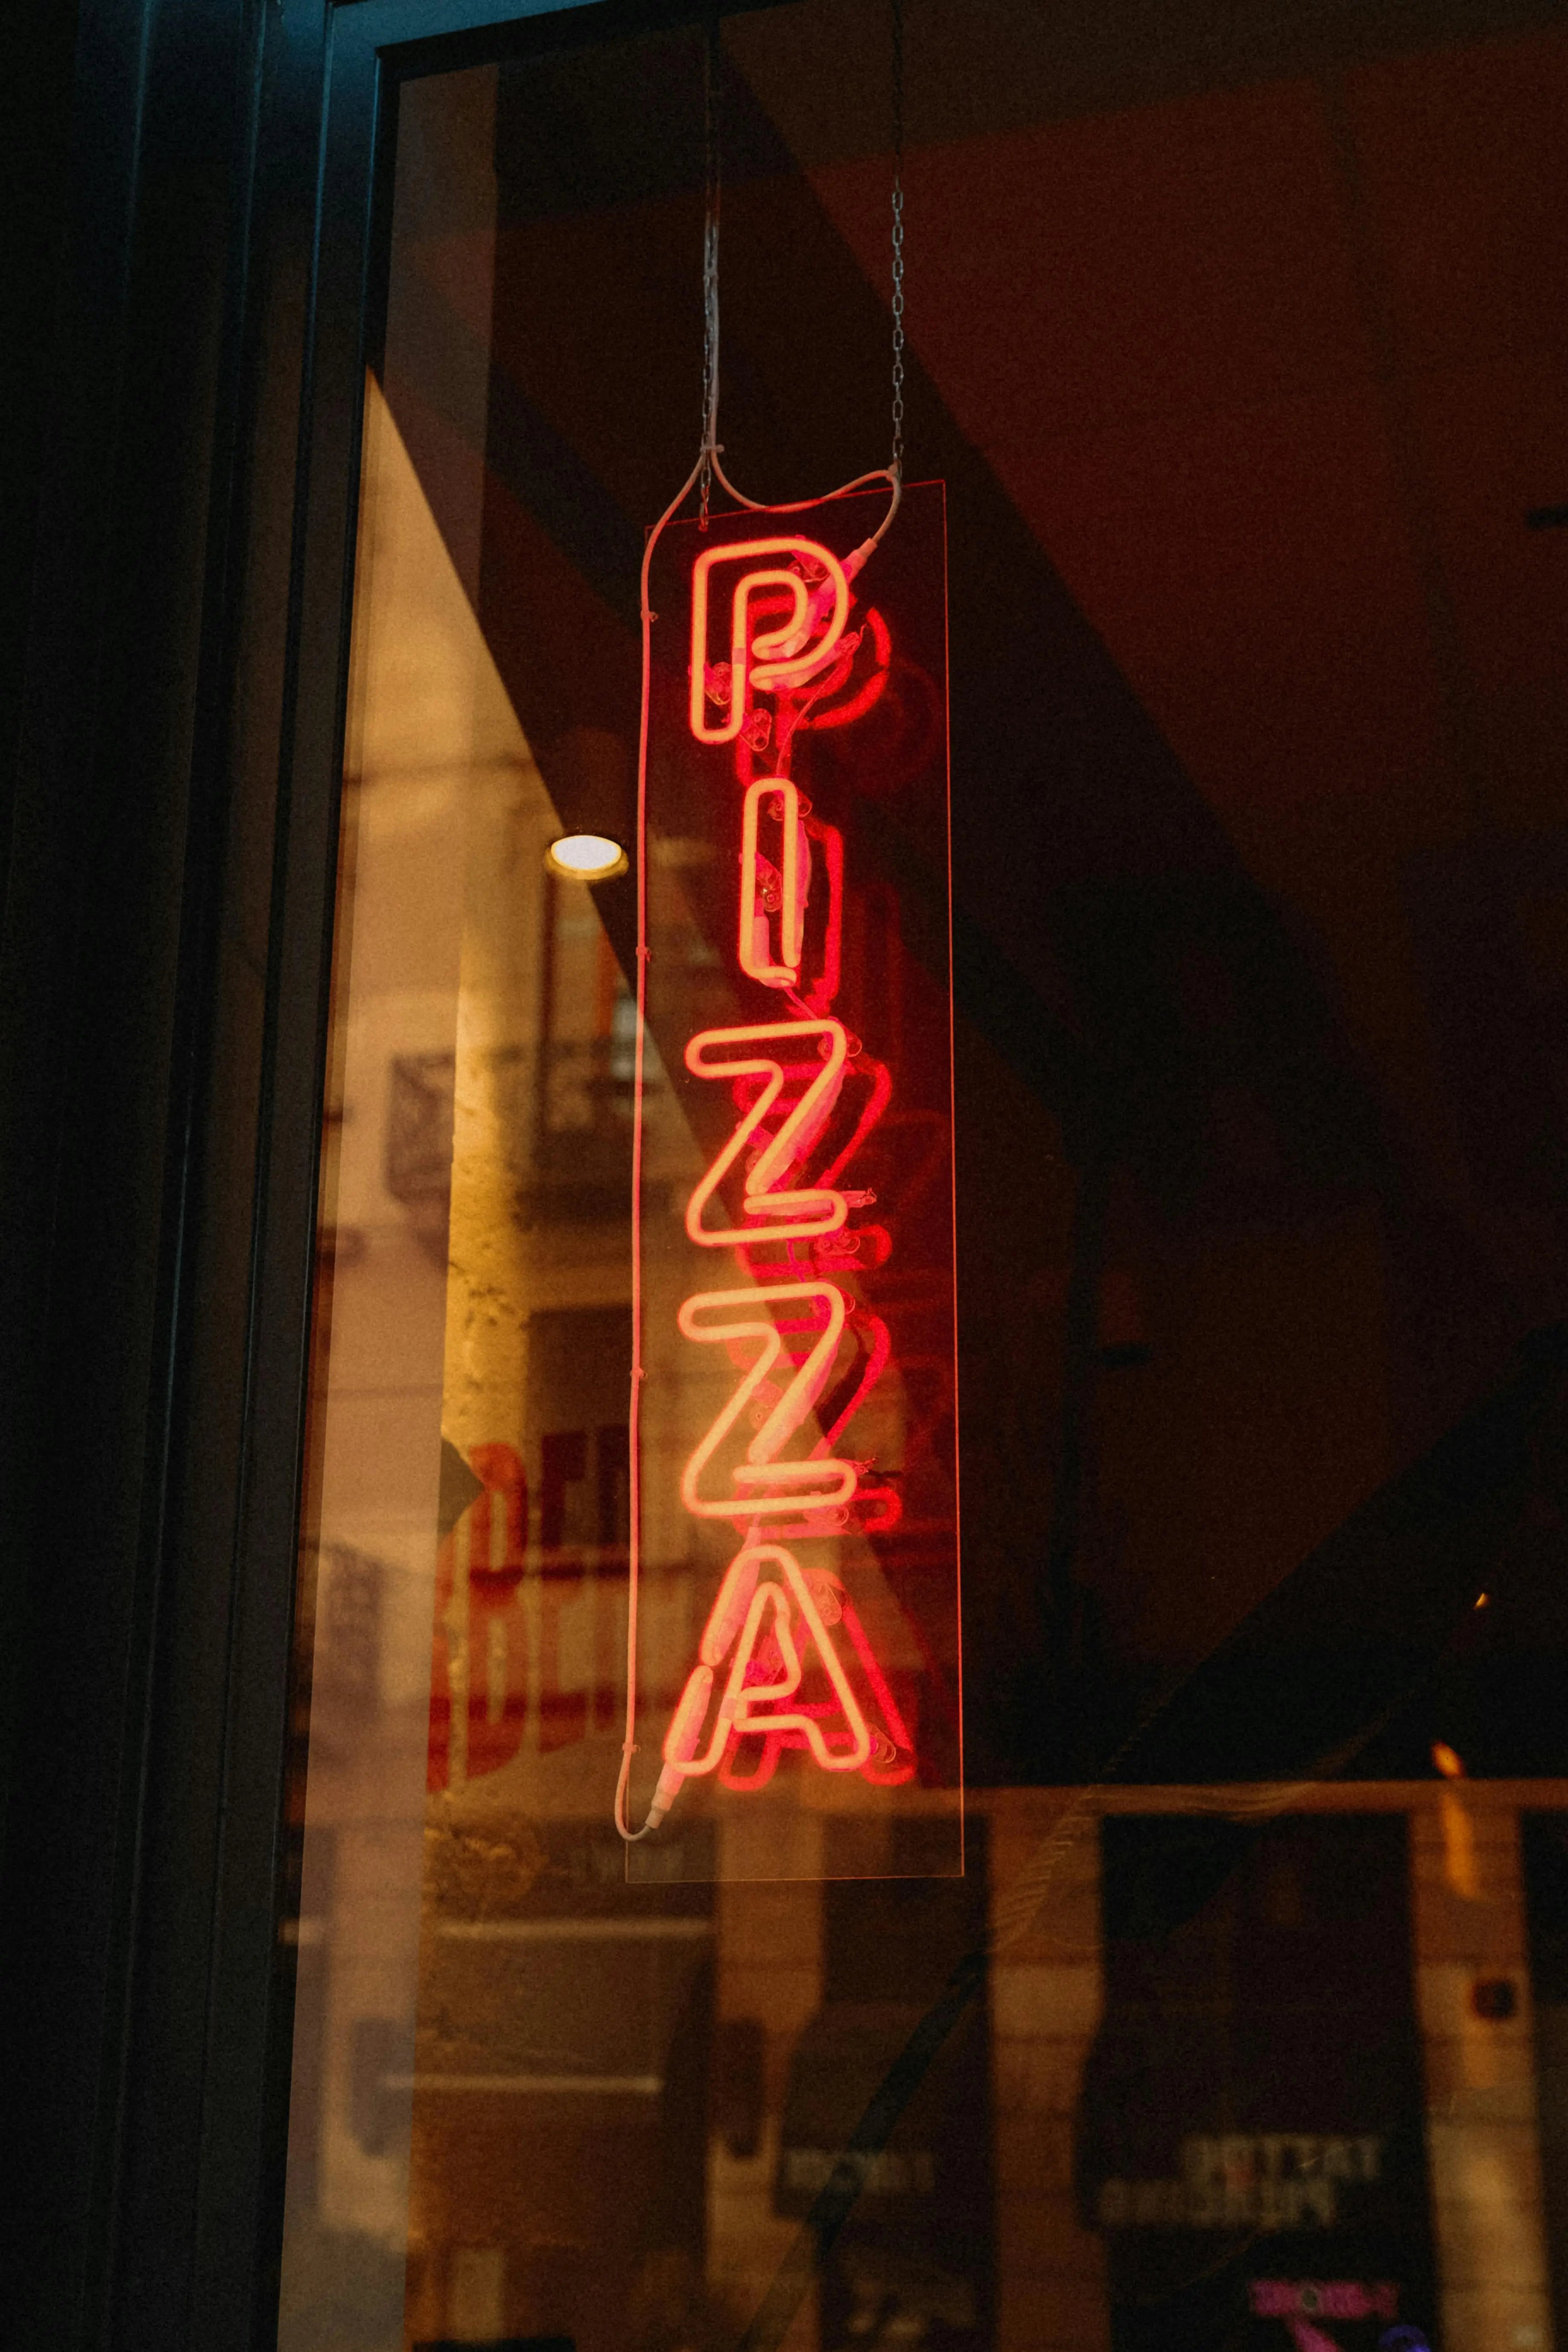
left=625, top=484, right=959, bottom=1878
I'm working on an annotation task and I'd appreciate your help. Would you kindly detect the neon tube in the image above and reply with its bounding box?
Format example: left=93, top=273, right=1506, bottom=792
left=689, top=539, right=851, bottom=744
left=677, top=1281, right=858, bottom=1520
left=739, top=776, right=806, bottom=984
left=812, top=1313, right=892, bottom=1456
left=626, top=499, right=956, bottom=1838
left=683, top=1019, right=849, bottom=1248
left=660, top=1543, right=873, bottom=1780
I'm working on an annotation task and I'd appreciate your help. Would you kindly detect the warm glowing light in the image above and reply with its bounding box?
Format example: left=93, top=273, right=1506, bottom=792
left=677, top=1282, right=857, bottom=1520
left=683, top=1019, right=849, bottom=1248
left=628, top=495, right=959, bottom=1836
left=689, top=538, right=851, bottom=744
left=661, top=1543, right=873, bottom=1780
left=546, top=832, right=627, bottom=880
left=837, top=1594, right=916, bottom=1783
left=739, top=776, right=806, bottom=983
left=801, top=604, right=893, bottom=732
left=1432, top=1741, right=1466, bottom=1780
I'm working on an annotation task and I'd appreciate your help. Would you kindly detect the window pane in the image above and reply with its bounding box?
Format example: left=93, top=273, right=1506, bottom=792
left=274, top=12, right=1568, bottom=2352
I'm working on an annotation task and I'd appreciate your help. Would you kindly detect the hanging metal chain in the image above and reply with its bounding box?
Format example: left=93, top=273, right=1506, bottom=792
left=890, top=0, right=905, bottom=479
left=699, top=16, right=722, bottom=527
left=691, top=9, right=904, bottom=525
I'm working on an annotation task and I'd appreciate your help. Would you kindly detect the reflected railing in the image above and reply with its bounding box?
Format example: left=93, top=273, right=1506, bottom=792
left=385, top=1036, right=651, bottom=1237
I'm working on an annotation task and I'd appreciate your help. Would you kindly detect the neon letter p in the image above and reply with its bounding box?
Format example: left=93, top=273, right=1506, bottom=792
left=689, top=537, right=851, bottom=744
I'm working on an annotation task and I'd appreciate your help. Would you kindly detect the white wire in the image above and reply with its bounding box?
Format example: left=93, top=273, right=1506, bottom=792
left=616, top=444, right=705, bottom=1846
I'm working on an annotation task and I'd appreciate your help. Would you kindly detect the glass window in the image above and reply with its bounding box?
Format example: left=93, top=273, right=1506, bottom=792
left=275, top=9, right=1568, bottom=2352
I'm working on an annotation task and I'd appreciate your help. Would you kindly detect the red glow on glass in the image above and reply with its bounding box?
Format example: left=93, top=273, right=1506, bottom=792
left=838, top=1594, right=918, bottom=1785
left=677, top=1281, right=858, bottom=1520
left=812, top=1310, right=891, bottom=1456
left=427, top=1442, right=529, bottom=1793
left=816, top=1051, right=892, bottom=1193
left=739, top=777, right=806, bottom=984
left=797, top=815, right=844, bottom=1012
left=671, top=540, right=909, bottom=1785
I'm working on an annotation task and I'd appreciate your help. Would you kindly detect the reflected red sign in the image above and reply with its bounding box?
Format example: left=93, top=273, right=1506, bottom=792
left=629, top=484, right=960, bottom=1843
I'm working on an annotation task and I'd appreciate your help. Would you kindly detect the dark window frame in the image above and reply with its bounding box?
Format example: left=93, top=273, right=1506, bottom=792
left=0, top=4, right=733, bottom=2346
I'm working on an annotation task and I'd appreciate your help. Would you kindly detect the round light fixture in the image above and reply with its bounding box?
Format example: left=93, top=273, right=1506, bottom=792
left=545, top=832, right=627, bottom=881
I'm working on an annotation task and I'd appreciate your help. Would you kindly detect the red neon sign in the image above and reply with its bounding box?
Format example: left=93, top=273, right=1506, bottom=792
left=624, top=485, right=959, bottom=1868
left=683, top=1021, right=850, bottom=1246
left=688, top=537, right=854, bottom=742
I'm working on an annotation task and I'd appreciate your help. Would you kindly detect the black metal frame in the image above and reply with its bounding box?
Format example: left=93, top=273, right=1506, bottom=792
left=0, top=2, right=723, bottom=2346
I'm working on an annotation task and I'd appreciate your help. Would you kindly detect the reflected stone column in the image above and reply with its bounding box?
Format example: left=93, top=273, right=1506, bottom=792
left=989, top=1792, right=1112, bottom=2352
left=1413, top=1787, right=1552, bottom=2352
left=707, top=1821, right=826, bottom=2352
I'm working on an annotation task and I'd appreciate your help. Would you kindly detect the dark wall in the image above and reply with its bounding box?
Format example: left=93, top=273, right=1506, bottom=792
left=0, top=0, right=82, bottom=895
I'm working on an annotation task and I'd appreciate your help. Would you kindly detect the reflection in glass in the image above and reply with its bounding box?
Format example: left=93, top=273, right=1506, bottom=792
left=272, top=19, right=1568, bottom=2352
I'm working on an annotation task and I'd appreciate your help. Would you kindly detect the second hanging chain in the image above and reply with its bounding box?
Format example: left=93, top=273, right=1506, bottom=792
left=694, top=3, right=908, bottom=531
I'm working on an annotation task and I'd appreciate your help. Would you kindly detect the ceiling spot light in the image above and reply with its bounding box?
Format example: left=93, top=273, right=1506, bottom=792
left=546, top=832, right=627, bottom=881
